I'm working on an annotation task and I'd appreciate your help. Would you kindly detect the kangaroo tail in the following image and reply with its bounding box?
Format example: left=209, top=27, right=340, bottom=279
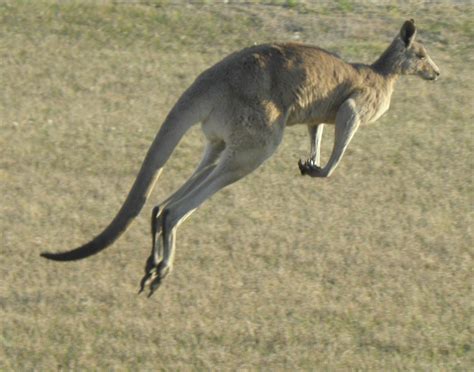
left=41, top=94, right=209, bottom=261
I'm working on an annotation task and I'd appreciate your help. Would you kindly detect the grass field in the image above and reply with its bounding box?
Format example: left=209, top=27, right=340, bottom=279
left=1, top=1, right=473, bottom=370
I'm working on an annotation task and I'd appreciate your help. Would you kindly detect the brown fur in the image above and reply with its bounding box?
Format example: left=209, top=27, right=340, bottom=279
left=41, top=20, right=440, bottom=296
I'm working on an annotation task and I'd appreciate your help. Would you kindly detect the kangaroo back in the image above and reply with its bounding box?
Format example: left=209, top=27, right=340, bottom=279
left=41, top=88, right=211, bottom=261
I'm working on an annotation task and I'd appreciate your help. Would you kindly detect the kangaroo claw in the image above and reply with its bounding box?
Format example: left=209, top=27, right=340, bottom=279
left=138, top=269, right=154, bottom=295
left=147, top=274, right=164, bottom=298
left=138, top=261, right=170, bottom=297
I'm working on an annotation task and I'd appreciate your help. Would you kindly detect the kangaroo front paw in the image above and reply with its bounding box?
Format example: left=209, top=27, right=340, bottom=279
left=298, top=159, right=325, bottom=177
left=138, top=261, right=170, bottom=298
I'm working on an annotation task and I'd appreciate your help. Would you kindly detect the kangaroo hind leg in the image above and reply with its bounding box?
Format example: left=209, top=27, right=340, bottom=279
left=159, top=139, right=225, bottom=211
left=142, top=140, right=278, bottom=296
left=141, top=140, right=224, bottom=282
left=139, top=139, right=225, bottom=294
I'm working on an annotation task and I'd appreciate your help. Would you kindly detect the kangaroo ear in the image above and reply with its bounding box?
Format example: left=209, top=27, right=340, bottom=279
left=400, top=19, right=417, bottom=48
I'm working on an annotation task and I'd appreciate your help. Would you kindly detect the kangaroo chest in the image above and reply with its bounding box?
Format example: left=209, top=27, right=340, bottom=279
left=357, top=86, right=394, bottom=125
left=367, top=94, right=391, bottom=123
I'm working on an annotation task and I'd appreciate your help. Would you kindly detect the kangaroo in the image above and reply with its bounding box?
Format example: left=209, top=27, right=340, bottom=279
left=41, top=20, right=440, bottom=296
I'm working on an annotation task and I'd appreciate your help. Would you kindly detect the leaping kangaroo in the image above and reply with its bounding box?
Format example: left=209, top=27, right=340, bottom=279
left=41, top=20, right=440, bottom=296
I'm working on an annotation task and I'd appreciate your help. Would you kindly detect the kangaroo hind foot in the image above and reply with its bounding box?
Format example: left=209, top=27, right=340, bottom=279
left=138, top=206, right=167, bottom=297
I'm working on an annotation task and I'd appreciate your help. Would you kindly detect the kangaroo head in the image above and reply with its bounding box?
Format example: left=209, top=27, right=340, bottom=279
left=396, top=19, right=440, bottom=80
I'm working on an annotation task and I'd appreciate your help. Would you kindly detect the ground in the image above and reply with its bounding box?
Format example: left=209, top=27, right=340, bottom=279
left=0, top=1, right=472, bottom=370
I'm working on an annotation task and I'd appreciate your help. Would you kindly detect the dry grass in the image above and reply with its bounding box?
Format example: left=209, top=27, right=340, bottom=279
left=1, top=1, right=472, bottom=370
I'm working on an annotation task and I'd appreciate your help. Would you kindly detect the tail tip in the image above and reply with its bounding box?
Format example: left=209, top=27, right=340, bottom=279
left=41, top=251, right=69, bottom=261
left=40, top=251, right=54, bottom=260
